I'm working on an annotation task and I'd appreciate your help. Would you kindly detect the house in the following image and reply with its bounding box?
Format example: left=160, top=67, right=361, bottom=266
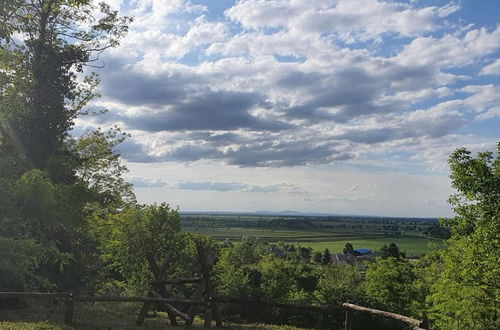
left=330, top=248, right=373, bottom=263
left=353, top=248, right=372, bottom=256
left=330, top=253, right=356, bottom=263
left=353, top=248, right=373, bottom=262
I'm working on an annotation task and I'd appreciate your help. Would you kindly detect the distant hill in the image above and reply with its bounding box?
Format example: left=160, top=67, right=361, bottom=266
left=180, top=210, right=337, bottom=217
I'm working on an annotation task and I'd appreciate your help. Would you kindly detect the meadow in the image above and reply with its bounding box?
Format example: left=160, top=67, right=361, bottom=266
left=303, top=237, right=443, bottom=256
left=0, top=302, right=307, bottom=330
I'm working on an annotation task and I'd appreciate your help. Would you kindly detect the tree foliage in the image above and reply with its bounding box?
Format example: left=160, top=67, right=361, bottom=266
left=380, top=242, right=402, bottom=259
left=321, top=248, right=331, bottom=265
left=0, top=236, right=48, bottom=291
left=364, top=257, right=420, bottom=316
left=0, top=0, right=131, bottom=292
left=312, top=251, right=322, bottom=264
left=1, top=0, right=131, bottom=169
left=427, top=143, right=500, bottom=330
left=93, top=203, right=218, bottom=294
left=343, top=242, right=354, bottom=254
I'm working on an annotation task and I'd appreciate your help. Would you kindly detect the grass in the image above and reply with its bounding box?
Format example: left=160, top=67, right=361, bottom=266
left=186, top=227, right=396, bottom=241
left=0, top=321, right=308, bottom=330
left=302, top=237, right=444, bottom=256
left=0, top=301, right=309, bottom=330
left=0, top=321, right=65, bottom=330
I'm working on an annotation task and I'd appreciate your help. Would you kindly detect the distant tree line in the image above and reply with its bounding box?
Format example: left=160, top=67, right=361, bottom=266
left=181, top=216, right=434, bottom=234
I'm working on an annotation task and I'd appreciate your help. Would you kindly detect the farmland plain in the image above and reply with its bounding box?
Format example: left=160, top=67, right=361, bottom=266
left=181, top=213, right=445, bottom=257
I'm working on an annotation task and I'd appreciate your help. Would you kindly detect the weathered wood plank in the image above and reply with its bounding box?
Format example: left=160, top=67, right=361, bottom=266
left=0, top=292, right=68, bottom=298
left=75, top=296, right=205, bottom=305
left=342, top=303, right=424, bottom=328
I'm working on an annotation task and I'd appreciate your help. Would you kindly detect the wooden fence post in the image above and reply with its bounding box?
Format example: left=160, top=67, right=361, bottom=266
left=212, top=296, right=222, bottom=328
left=136, top=301, right=151, bottom=326
left=204, top=296, right=212, bottom=328
left=344, top=308, right=353, bottom=330
left=197, top=243, right=219, bottom=328
left=64, top=293, right=74, bottom=326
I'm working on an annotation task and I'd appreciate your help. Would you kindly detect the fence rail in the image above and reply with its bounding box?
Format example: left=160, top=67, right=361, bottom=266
left=0, top=291, right=428, bottom=329
left=151, top=277, right=202, bottom=285
left=342, top=303, right=428, bottom=330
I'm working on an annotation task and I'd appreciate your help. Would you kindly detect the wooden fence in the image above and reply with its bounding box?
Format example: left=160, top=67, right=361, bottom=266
left=0, top=292, right=428, bottom=329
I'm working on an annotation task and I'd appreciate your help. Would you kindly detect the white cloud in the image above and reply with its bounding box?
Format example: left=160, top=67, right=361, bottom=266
left=96, top=18, right=497, bottom=167
left=172, top=180, right=308, bottom=193
left=75, top=1, right=500, bottom=216
left=480, top=58, right=500, bottom=75
left=224, top=0, right=293, bottom=29
left=110, top=14, right=228, bottom=60
left=475, top=107, right=500, bottom=120
left=226, top=0, right=458, bottom=42
left=395, top=26, right=500, bottom=68
left=163, top=17, right=229, bottom=58
left=409, top=137, right=498, bottom=171
left=130, top=0, right=206, bottom=27
left=459, top=85, right=500, bottom=116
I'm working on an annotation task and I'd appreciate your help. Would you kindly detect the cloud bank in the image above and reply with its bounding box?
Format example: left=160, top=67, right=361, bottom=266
left=76, top=0, right=500, bottom=172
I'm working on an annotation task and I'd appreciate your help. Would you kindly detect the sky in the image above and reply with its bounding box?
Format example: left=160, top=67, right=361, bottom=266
left=76, top=0, right=500, bottom=217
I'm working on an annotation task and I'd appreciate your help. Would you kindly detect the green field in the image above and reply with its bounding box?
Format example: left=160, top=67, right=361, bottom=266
left=186, top=227, right=364, bottom=240
left=185, top=226, right=443, bottom=257
left=302, top=237, right=443, bottom=256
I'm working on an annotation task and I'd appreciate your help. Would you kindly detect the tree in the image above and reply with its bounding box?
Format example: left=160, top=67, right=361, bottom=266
left=299, top=247, right=312, bottom=261
left=94, top=204, right=179, bottom=289
left=0, top=236, right=46, bottom=292
left=0, top=0, right=131, bottom=169
left=380, top=242, right=401, bottom=259
left=257, top=255, right=296, bottom=301
left=315, top=263, right=364, bottom=305
left=0, top=0, right=131, bottom=292
left=364, top=257, right=419, bottom=316
left=314, top=262, right=365, bottom=328
left=93, top=203, right=217, bottom=294
left=423, top=223, right=451, bottom=239
left=312, top=251, right=322, bottom=264
left=73, top=127, right=135, bottom=210
left=321, top=248, right=331, bottom=265
left=343, top=242, right=354, bottom=254
left=0, top=0, right=23, bottom=41
left=427, top=143, right=500, bottom=330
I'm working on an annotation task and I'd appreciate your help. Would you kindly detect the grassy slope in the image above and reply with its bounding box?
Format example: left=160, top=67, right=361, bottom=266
left=0, top=321, right=307, bottom=330
left=0, top=321, right=64, bottom=330
left=0, top=302, right=308, bottom=330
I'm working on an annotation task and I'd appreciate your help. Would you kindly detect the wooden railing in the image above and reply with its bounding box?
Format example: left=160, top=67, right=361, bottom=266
left=0, top=292, right=204, bottom=326
left=342, top=303, right=428, bottom=330
left=0, top=292, right=428, bottom=329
